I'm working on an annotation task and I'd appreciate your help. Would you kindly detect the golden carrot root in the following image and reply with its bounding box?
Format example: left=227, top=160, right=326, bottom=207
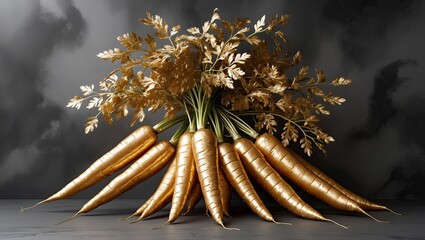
left=23, top=126, right=157, bottom=211
left=218, top=142, right=277, bottom=223
left=234, top=138, right=346, bottom=228
left=129, top=159, right=176, bottom=221
left=183, top=178, right=203, bottom=215
left=287, top=148, right=400, bottom=214
left=58, top=141, right=175, bottom=224
left=218, top=167, right=232, bottom=217
left=256, top=133, right=388, bottom=223
left=125, top=199, right=150, bottom=220
left=192, top=128, right=226, bottom=228
left=166, top=132, right=197, bottom=225
left=139, top=188, right=173, bottom=221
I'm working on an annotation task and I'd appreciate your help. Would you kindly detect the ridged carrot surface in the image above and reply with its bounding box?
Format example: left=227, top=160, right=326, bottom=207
left=256, top=134, right=368, bottom=214
left=41, top=126, right=157, bottom=204
left=192, top=128, right=224, bottom=226
left=218, top=142, right=274, bottom=222
left=234, top=138, right=326, bottom=221
left=168, top=132, right=197, bottom=223
left=76, top=141, right=175, bottom=215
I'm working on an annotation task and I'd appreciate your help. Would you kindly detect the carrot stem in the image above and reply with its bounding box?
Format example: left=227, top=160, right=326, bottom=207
left=153, top=114, right=187, bottom=134
left=219, top=107, right=259, bottom=139
left=169, top=119, right=189, bottom=145
left=210, top=105, right=225, bottom=143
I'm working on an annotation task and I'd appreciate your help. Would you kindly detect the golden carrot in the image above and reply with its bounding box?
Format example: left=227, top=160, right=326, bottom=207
left=192, top=128, right=224, bottom=227
left=129, top=158, right=176, bottom=220
left=218, top=167, right=232, bottom=217
left=23, top=126, right=157, bottom=211
left=234, top=138, right=346, bottom=227
left=167, top=132, right=196, bottom=223
left=139, top=187, right=173, bottom=220
left=58, top=141, right=175, bottom=224
left=183, top=178, right=203, bottom=215
left=125, top=199, right=150, bottom=220
left=218, top=142, right=276, bottom=222
left=255, top=133, right=387, bottom=222
left=287, top=148, right=399, bottom=214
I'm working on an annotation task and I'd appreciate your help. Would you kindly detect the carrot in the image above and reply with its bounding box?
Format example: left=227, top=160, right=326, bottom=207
left=192, top=128, right=236, bottom=229
left=218, top=142, right=280, bottom=223
left=125, top=199, right=150, bottom=220
left=128, top=158, right=176, bottom=221
left=217, top=167, right=232, bottom=217
left=183, top=178, right=203, bottom=215
left=139, top=187, right=173, bottom=221
left=58, top=141, right=175, bottom=224
left=155, top=132, right=197, bottom=227
left=255, top=133, right=387, bottom=222
left=22, top=126, right=157, bottom=211
left=287, top=148, right=400, bottom=214
left=234, top=137, right=347, bottom=228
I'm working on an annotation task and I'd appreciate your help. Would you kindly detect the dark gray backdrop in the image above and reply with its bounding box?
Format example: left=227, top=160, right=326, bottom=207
left=1, top=0, right=424, bottom=200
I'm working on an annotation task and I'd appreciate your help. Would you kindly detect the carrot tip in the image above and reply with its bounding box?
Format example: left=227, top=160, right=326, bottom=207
left=56, top=212, right=79, bottom=225
left=151, top=221, right=169, bottom=230
left=129, top=216, right=144, bottom=224
left=272, top=220, right=292, bottom=225
left=129, top=219, right=140, bottom=224
left=324, top=218, right=348, bottom=229
left=124, top=213, right=136, bottom=221
left=19, top=199, right=48, bottom=213
left=360, top=209, right=390, bottom=223
left=385, top=207, right=402, bottom=216
left=220, top=223, right=240, bottom=231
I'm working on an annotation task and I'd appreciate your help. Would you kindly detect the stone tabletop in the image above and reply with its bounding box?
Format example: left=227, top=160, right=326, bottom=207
left=1, top=199, right=423, bottom=240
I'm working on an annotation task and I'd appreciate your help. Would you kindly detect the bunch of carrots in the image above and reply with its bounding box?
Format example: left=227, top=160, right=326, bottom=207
left=22, top=9, right=400, bottom=229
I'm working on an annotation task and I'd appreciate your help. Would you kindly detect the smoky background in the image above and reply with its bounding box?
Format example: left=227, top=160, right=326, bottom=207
left=0, top=0, right=424, bottom=200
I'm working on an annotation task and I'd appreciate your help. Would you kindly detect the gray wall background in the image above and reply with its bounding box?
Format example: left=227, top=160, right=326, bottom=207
left=1, top=0, right=424, bottom=200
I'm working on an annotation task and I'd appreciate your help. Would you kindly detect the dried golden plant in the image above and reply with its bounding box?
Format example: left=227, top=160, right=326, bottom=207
left=67, top=9, right=350, bottom=155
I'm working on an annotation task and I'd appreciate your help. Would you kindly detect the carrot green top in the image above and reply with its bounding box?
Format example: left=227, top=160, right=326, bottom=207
left=67, top=9, right=350, bottom=156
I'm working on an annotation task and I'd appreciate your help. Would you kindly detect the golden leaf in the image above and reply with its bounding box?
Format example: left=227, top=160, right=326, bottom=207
left=331, top=77, right=352, bottom=86
left=232, top=95, right=249, bottom=111
left=282, top=122, right=298, bottom=145
left=117, top=32, right=143, bottom=51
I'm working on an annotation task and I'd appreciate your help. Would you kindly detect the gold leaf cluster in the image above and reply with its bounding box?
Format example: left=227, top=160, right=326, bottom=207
left=67, top=9, right=351, bottom=155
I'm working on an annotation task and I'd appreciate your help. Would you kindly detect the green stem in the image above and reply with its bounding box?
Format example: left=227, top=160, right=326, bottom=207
left=189, top=112, right=196, bottom=132
left=169, top=119, right=189, bottom=145
left=153, top=114, right=187, bottom=134
left=210, top=105, right=224, bottom=143
left=216, top=108, right=241, bottom=141
left=182, top=100, right=196, bottom=132
left=193, top=84, right=210, bottom=129
left=218, top=107, right=259, bottom=139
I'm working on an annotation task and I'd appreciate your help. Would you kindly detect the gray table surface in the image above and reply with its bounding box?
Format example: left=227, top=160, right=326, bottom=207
left=1, top=199, right=423, bottom=240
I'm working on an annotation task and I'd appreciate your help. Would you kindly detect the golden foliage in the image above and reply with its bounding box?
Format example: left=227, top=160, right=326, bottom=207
left=67, top=9, right=350, bottom=155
